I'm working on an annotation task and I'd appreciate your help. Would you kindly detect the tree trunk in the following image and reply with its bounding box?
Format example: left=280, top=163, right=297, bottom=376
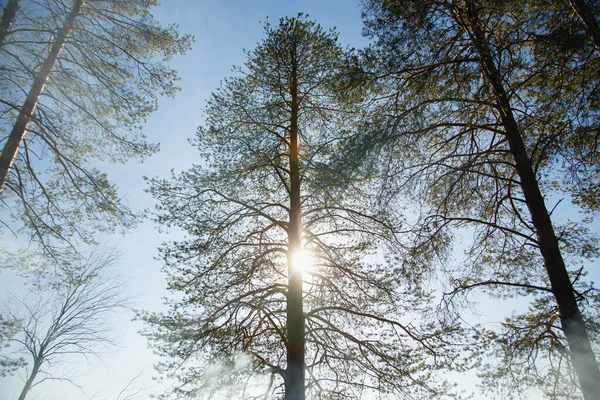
left=569, top=0, right=600, bottom=51
left=285, top=33, right=305, bottom=400
left=18, top=358, right=41, bottom=400
left=463, top=2, right=600, bottom=398
left=0, top=0, right=19, bottom=46
left=0, top=0, right=84, bottom=192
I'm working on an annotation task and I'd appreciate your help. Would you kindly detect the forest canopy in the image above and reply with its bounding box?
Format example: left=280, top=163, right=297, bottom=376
left=0, top=1, right=599, bottom=400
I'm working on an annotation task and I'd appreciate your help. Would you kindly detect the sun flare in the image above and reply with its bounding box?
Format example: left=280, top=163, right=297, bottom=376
left=291, top=249, right=313, bottom=272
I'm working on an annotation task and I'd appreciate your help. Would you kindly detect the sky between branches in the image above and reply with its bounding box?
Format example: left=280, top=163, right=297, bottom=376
left=0, top=1, right=598, bottom=399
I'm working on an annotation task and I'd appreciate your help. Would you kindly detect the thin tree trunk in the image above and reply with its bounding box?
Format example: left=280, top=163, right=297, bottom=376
left=569, top=0, right=600, bottom=52
left=0, top=0, right=84, bottom=192
left=0, top=0, right=19, bottom=46
left=18, top=358, right=41, bottom=400
left=285, top=32, right=305, bottom=400
left=463, top=3, right=600, bottom=398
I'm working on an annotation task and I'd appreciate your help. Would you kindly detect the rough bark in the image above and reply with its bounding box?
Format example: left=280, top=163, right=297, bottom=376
left=569, top=0, right=600, bottom=51
left=0, top=0, right=19, bottom=46
left=463, top=2, right=600, bottom=398
left=285, top=35, right=305, bottom=400
left=0, top=0, right=84, bottom=192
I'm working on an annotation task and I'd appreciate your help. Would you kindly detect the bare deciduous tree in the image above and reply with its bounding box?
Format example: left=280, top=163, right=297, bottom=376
left=2, top=248, right=127, bottom=400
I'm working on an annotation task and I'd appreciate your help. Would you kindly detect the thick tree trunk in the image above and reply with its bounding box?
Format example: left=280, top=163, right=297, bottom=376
left=569, top=0, right=600, bottom=51
left=18, top=358, right=41, bottom=400
left=0, top=0, right=19, bottom=46
left=0, top=0, right=84, bottom=192
left=463, top=3, right=600, bottom=398
left=285, top=35, right=305, bottom=400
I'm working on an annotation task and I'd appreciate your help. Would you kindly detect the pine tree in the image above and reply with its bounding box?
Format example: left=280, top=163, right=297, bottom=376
left=0, top=0, right=18, bottom=46
left=0, top=0, right=191, bottom=253
left=356, top=0, right=600, bottom=398
left=142, top=15, right=460, bottom=400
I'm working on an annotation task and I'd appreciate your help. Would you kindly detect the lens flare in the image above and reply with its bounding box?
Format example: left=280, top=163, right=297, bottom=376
left=291, top=249, right=313, bottom=272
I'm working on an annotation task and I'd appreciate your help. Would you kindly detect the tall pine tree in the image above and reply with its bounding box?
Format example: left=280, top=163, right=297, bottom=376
left=353, top=0, right=600, bottom=398
left=142, top=15, right=460, bottom=400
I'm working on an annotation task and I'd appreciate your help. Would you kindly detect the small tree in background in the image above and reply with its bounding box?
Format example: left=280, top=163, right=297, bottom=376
left=1, top=248, right=127, bottom=400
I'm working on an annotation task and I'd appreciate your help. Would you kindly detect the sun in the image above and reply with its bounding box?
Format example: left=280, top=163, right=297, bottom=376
left=290, top=249, right=313, bottom=272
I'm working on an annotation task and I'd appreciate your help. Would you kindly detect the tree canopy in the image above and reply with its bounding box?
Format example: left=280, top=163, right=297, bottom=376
left=142, top=15, right=461, bottom=400
left=2, top=1, right=599, bottom=399
left=0, top=0, right=191, bottom=254
left=350, top=0, right=600, bottom=398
